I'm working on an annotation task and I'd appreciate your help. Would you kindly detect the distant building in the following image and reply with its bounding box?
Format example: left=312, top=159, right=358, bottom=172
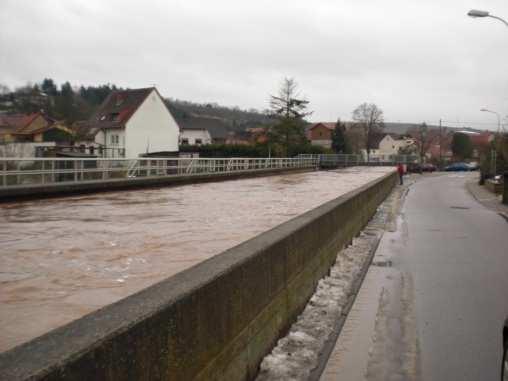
left=76, top=87, right=180, bottom=157
left=361, top=133, right=416, bottom=157
left=225, top=130, right=251, bottom=145
left=178, top=115, right=229, bottom=144
left=246, top=127, right=269, bottom=144
left=179, top=128, right=212, bottom=145
left=0, top=112, right=76, bottom=157
left=378, top=134, right=415, bottom=155
left=0, top=112, right=72, bottom=143
left=307, top=122, right=336, bottom=148
left=452, top=130, right=494, bottom=158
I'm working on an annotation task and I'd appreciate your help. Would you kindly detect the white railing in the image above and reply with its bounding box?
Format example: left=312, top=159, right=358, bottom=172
left=0, top=157, right=319, bottom=188
left=298, top=154, right=419, bottom=166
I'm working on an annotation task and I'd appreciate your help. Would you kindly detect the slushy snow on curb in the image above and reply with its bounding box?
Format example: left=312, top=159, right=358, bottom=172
left=256, top=190, right=396, bottom=381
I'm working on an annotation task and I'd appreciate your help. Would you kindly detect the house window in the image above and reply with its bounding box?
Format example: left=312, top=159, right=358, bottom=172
left=195, top=138, right=203, bottom=145
left=181, top=138, right=189, bottom=145
left=110, top=134, right=119, bottom=145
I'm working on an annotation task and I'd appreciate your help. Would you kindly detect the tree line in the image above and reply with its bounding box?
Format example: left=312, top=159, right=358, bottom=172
left=0, top=79, right=119, bottom=123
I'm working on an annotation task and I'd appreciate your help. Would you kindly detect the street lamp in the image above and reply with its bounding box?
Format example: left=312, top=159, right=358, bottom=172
left=480, top=108, right=501, bottom=133
left=467, top=9, right=508, bottom=27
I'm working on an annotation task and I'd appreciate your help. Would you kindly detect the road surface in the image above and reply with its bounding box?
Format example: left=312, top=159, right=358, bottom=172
left=322, top=172, right=508, bottom=380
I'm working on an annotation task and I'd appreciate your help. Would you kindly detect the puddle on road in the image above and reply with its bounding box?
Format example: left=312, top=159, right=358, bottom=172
left=0, top=167, right=393, bottom=352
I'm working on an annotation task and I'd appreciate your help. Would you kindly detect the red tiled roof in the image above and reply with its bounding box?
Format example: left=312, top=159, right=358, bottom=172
left=469, top=132, right=494, bottom=147
left=86, top=87, right=155, bottom=130
left=310, top=122, right=336, bottom=131
left=0, top=113, right=45, bottom=135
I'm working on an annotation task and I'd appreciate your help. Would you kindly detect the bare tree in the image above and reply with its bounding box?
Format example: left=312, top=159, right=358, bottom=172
left=408, top=123, right=439, bottom=163
left=269, top=78, right=312, bottom=156
left=352, top=103, right=384, bottom=160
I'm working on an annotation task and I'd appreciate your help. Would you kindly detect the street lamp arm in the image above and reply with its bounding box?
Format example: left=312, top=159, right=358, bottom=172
left=488, top=15, right=508, bottom=27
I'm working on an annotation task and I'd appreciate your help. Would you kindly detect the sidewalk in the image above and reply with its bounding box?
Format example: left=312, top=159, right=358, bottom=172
left=465, top=175, right=508, bottom=219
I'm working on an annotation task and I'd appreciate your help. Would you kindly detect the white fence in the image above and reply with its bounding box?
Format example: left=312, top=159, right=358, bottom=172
left=0, top=157, right=319, bottom=188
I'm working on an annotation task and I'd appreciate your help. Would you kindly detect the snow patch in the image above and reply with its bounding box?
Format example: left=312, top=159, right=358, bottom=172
left=256, top=190, right=399, bottom=381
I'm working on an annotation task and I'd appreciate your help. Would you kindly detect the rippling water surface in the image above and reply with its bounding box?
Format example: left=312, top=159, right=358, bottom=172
left=0, top=167, right=393, bottom=351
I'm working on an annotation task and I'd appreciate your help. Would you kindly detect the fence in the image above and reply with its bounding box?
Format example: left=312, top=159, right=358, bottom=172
left=0, top=157, right=319, bottom=188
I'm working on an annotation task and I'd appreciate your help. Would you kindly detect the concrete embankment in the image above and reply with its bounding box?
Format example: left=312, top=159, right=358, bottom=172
left=0, top=167, right=314, bottom=202
left=0, top=171, right=397, bottom=381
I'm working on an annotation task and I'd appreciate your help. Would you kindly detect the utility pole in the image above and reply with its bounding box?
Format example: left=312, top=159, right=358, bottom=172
left=439, top=119, right=443, bottom=169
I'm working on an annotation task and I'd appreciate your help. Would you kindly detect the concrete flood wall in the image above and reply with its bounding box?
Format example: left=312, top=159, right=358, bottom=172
left=0, top=171, right=397, bottom=381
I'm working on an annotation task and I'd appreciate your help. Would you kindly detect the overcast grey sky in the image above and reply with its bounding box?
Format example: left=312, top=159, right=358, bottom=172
left=1, top=0, right=507, bottom=129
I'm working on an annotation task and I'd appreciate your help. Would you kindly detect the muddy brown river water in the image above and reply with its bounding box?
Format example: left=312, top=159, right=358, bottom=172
left=0, top=167, right=393, bottom=352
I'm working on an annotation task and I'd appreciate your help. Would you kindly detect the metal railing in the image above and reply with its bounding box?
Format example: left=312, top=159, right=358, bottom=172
left=298, top=154, right=419, bottom=168
left=0, top=157, right=319, bottom=188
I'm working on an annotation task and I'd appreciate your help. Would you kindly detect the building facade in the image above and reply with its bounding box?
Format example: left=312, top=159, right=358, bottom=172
left=307, top=122, right=335, bottom=148
left=77, top=87, right=180, bottom=157
left=179, top=128, right=212, bottom=145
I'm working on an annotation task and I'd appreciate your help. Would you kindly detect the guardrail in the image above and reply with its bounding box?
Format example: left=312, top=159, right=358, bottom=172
left=0, top=157, right=319, bottom=188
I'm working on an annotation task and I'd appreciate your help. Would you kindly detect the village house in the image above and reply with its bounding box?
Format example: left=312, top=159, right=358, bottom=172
left=178, top=115, right=229, bottom=145
left=307, top=122, right=335, bottom=148
left=360, top=133, right=416, bottom=158
left=179, top=128, right=212, bottom=146
left=0, top=112, right=75, bottom=157
left=378, top=134, right=416, bottom=155
left=455, top=130, right=494, bottom=158
left=76, top=87, right=180, bottom=157
left=0, top=112, right=72, bottom=143
left=246, top=127, right=269, bottom=144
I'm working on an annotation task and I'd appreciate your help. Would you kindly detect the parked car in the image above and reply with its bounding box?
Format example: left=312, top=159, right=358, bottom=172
left=421, top=163, right=437, bottom=172
left=407, top=163, right=422, bottom=173
left=407, top=163, right=436, bottom=173
left=467, top=162, right=479, bottom=171
left=444, top=162, right=472, bottom=171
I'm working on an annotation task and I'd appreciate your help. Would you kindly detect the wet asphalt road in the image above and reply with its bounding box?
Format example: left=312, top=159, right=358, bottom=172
left=401, top=173, right=508, bottom=380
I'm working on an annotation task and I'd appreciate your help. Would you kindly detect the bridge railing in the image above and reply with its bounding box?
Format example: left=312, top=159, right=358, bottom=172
left=298, top=154, right=419, bottom=167
left=0, top=157, right=319, bottom=188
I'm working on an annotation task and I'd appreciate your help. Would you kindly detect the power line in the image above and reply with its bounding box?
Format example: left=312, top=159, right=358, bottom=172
left=441, top=120, right=501, bottom=125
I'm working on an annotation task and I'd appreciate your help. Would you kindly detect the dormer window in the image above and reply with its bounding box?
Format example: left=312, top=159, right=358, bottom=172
left=109, top=113, right=120, bottom=121
left=115, top=95, right=125, bottom=106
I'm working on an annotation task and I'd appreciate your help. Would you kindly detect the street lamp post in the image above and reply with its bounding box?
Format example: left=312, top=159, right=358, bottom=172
left=480, top=108, right=501, bottom=133
left=467, top=9, right=508, bottom=27
left=481, top=108, right=501, bottom=176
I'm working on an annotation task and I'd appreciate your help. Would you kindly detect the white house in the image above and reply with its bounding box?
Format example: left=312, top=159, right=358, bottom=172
left=360, top=133, right=416, bottom=158
left=77, top=87, right=180, bottom=157
left=378, top=134, right=415, bottom=155
left=179, top=128, right=212, bottom=146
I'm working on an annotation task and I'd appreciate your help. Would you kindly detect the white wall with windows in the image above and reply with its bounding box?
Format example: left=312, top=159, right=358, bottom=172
left=179, top=129, right=212, bottom=146
left=95, top=128, right=125, bottom=158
